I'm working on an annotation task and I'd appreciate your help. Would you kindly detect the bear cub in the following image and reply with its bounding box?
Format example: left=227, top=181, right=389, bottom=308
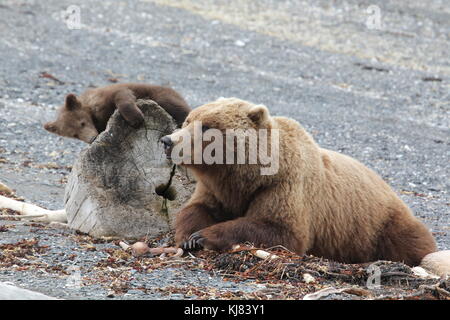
left=44, top=83, right=191, bottom=143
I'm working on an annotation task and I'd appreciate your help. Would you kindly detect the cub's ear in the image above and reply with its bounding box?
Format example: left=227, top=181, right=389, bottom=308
left=248, top=104, right=270, bottom=125
left=44, top=122, right=58, bottom=133
left=65, top=93, right=81, bottom=110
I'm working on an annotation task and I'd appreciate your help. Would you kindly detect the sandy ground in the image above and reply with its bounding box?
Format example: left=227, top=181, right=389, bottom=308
left=0, top=0, right=449, bottom=299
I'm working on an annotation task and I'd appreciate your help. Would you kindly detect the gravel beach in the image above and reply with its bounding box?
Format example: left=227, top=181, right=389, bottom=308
left=0, top=0, right=448, bottom=299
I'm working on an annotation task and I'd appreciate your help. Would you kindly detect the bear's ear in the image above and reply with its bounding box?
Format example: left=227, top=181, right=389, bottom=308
left=44, top=122, right=58, bottom=133
left=248, top=104, right=270, bottom=125
left=65, top=93, right=81, bottom=110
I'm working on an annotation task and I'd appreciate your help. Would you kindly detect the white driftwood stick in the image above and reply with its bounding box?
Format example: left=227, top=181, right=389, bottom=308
left=119, top=241, right=131, bottom=251
left=0, top=195, right=67, bottom=223
left=0, top=181, right=14, bottom=195
left=0, top=214, right=46, bottom=219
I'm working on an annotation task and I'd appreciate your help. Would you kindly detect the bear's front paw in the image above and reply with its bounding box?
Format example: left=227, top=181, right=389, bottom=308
left=181, top=229, right=235, bottom=252
left=181, top=231, right=205, bottom=250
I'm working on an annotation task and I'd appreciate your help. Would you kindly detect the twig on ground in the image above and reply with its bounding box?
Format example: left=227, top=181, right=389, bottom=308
left=118, top=240, right=183, bottom=258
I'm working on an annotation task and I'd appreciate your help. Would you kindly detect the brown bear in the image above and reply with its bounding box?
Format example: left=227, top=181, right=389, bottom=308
left=44, top=83, right=191, bottom=143
left=160, top=97, right=438, bottom=266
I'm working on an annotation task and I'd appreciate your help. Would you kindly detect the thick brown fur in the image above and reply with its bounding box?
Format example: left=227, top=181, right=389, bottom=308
left=166, top=98, right=437, bottom=266
left=44, top=83, right=191, bottom=143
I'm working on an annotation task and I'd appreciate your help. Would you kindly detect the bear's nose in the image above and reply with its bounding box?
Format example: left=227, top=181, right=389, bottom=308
left=160, top=136, right=173, bottom=149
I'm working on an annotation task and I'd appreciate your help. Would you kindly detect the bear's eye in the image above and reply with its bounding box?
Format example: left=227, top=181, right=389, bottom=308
left=80, top=122, right=85, bottom=127
left=73, top=134, right=79, bottom=139
left=202, top=125, right=210, bottom=132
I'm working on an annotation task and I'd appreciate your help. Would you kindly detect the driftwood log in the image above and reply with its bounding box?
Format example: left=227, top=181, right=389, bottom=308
left=0, top=282, right=58, bottom=300
left=64, top=99, right=195, bottom=238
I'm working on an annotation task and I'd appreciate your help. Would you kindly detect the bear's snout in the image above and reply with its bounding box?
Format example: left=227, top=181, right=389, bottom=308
left=160, top=135, right=173, bottom=148
left=160, top=135, right=174, bottom=158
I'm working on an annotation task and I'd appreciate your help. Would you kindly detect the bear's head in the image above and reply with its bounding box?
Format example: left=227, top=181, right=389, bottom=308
left=44, top=94, right=99, bottom=143
left=160, top=98, right=279, bottom=175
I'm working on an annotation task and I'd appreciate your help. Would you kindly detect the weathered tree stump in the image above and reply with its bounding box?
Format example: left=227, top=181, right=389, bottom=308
left=64, top=99, right=195, bottom=239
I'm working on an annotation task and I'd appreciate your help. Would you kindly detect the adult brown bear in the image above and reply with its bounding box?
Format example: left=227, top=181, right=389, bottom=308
left=160, top=97, right=438, bottom=266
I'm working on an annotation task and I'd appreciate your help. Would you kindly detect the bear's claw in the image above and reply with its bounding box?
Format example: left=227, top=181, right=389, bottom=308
left=182, top=231, right=205, bottom=250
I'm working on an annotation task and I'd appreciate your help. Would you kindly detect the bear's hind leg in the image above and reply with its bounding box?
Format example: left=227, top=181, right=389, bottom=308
left=375, top=208, right=437, bottom=266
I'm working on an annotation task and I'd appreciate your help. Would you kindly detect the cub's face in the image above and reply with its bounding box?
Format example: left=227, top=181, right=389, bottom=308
left=44, top=94, right=99, bottom=144
left=160, top=97, right=273, bottom=165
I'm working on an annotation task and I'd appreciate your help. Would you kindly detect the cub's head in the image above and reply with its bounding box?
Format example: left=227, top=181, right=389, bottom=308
left=44, top=94, right=99, bottom=143
left=160, top=97, right=277, bottom=172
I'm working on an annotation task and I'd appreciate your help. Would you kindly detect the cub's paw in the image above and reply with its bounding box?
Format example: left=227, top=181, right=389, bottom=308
left=127, top=116, right=144, bottom=129
left=181, top=231, right=205, bottom=250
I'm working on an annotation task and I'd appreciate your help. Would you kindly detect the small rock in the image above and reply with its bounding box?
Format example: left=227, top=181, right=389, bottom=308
left=303, top=273, right=316, bottom=284
left=234, top=40, right=246, bottom=47
left=49, top=151, right=59, bottom=158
